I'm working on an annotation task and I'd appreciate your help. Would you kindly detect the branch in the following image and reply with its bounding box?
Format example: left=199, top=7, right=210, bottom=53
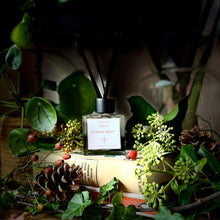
left=170, top=191, right=220, bottom=213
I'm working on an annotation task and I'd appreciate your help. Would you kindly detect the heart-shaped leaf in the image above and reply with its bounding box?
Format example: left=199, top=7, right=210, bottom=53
left=5, top=45, right=22, bottom=70
left=26, top=97, right=57, bottom=132
left=62, top=191, right=93, bottom=219
left=97, top=177, right=118, bottom=204
left=58, top=71, right=97, bottom=121
left=11, top=12, right=33, bottom=49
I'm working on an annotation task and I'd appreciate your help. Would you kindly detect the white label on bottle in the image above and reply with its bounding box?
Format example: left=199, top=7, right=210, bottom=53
left=87, top=118, right=121, bottom=150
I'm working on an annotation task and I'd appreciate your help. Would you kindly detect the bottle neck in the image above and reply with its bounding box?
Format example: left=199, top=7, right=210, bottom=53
left=95, top=98, right=115, bottom=114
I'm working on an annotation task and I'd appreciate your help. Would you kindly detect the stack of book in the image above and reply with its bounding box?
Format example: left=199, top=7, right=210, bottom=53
left=37, top=152, right=161, bottom=217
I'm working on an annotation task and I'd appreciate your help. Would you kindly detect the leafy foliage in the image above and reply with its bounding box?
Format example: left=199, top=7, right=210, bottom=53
left=57, top=72, right=97, bottom=121
left=8, top=128, right=37, bottom=157
left=26, top=97, right=57, bottom=132
left=154, top=206, right=185, bottom=220
left=10, top=12, right=33, bottom=49
left=62, top=191, right=93, bottom=219
left=5, top=45, right=22, bottom=70
left=0, top=192, right=15, bottom=210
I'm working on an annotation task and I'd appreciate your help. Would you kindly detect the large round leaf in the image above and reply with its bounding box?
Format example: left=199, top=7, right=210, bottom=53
left=57, top=72, right=97, bottom=120
left=10, top=12, right=33, bottom=49
left=8, top=128, right=37, bottom=157
left=26, top=97, right=57, bottom=132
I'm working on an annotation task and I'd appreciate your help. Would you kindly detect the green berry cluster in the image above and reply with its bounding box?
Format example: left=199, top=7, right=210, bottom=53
left=142, top=182, right=167, bottom=209
left=173, top=157, right=198, bottom=183
left=58, top=119, right=83, bottom=153
left=132, top=112, right=177, bottom=208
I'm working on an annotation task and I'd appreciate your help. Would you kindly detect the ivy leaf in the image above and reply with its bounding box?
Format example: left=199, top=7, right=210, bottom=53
left=154, top=206, right=185, bottom=220
left=197, top=145, right=220, bottom=175
left=5, top=44, right=22, bottom=70
left=44, top=200, right=60, bottom=213
left=125, top=96, right=156, bottom=148
left=97, top=177, right=119, bottom=204
left=178, top=185, right=194, bottom=206
left=8, top=128, right=37, bottom=157
left=127, top=96, right=156, bottom=125
left=0, top=192, right=15, bottom=210
left=81, top=203, right=102, bottom=220
left=177, top=144, right=198, bottom=162
left=107, top=192, right=137, bottom=220
left=62, top=191, right=93, bottom=219
left=193, top=157, right=207, bottom=173
left=26, top=97, right=57, bottom=132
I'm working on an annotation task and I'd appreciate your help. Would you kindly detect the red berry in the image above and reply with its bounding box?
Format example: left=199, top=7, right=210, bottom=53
left=32, top=180, right=36, bottom=186
left=126, top=150, right=137, bottom=160
left=31, top=154, right=39, bottom=161
left=62, top=153, right=71, bottom=160
left=45, top=188, right=51, bottom=196
left=45, top=167, right=53, bottom=175
left=28, top=133, right=37, bottom=142
left=37, top=203, right=44, bottom=211
left=56, top=159, right=64, bottom=165
left=55, top=142, right=62, bottom=150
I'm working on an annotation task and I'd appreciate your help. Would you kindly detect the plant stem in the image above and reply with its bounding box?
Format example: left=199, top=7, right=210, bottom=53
left=43, top=53, right=68, bottom=76
left=182, top=71, right=205, bottom=129
left=21, top=106, right=24, bottom=128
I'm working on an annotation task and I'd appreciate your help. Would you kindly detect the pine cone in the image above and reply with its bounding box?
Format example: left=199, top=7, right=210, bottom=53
left=179, top=126, right=220, bottom=160
left=33, top=161, right=83, bottom=205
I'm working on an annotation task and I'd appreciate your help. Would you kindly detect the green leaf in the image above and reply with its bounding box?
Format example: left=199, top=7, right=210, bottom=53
left=5, top=45, right=22, bottom=70
left=44, top=200, right=60, bottom=213
left=154, top=206, right=185, bottom=220
left=193, top=157, right=207, bottom=173
left=178, top=185, right=194, bottom=206
left=81, top=203, right=102, bottom=220
left=36, top=136, right=57, bottom=150
left=197, top=145, right=220, bottom=175
left=171, top=180, right=180, bottom=195
left=58, top=71, right=97, bottom=121
left=62, top=191, right=93, bottom=219
left=125, top=96, right=156, bottom=149
left=40, top=79, right=57, bottom=91
left=164, top=96, right=188, bottom=139
left=164, top=96, right=188, bottom=123
left=107, top=192, right=137, bottom=220
left=97, top=177, right=119, bottom=204
left=0, top=192, right=15, bottom=210
left=127, top=96, right=156, bottom=125
left=8, top=128, right=37, bottom=157
left=26, top=97, right=57, bottom=132
left=10, top=12, right=33, bottom=49
left=177, top=144, right=198, bottom=162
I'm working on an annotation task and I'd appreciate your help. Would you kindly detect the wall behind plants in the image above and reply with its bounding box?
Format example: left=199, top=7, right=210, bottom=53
left=1, top=2, right=220, bottom=140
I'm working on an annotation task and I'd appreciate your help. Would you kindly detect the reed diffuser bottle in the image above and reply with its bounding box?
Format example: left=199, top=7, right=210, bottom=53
left=83, top=98, right=125, bottom=155
left=79, top=30, right=124, bottom=155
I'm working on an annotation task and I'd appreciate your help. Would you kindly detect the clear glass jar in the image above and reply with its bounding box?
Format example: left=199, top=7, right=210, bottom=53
left=83, top=98, right=125, bottom=155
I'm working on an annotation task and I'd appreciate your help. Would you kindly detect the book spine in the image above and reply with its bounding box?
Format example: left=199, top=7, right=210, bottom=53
left=37, top=152, right=172, bottom=194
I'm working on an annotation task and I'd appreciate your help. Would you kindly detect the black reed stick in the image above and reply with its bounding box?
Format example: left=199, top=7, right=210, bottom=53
left=103, top=30, right=121, bottom=98
left=81, top=50, right=102, bottom=98
left=92, top=50, right=105, bottom=96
